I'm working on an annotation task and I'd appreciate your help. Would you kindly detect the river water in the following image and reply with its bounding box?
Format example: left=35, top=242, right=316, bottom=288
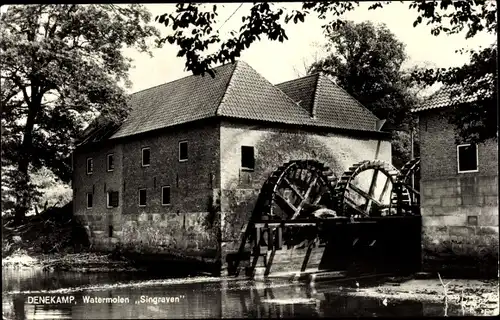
left=2, top=268, right=457, bottom=319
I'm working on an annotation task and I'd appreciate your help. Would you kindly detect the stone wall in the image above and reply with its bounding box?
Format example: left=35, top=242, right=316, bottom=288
left=219, top=120, right=392, bottom=272
left=418, top=109, right=499, bottom=275
left=73, top=120, right=221, bottom=260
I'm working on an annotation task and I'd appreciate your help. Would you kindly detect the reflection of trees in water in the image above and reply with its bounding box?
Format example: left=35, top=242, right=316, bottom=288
left=234, top=284, right=320, bottom=318
left=232, top=282, right=430, bottom=318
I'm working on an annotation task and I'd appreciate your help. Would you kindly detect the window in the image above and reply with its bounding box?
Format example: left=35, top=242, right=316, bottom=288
left=179, top=141, right=188, bottom=162
left=138, top=188, right=147, bottom=207
left=241, top=146, right=255, bottom=170
left=457, top=144, right=478, bottom=173
left=142, top=147, right=150, bottom=167
left=107, top=191, right=119, bottom=208
left=108, top=225, right=113, bottom=238
left=86, top=193, right=93, bottom=209
left=107, top=153, right=114, bottom=172
left=162, top=186, right=171, bottom=206
left=86, top=158, right=93, bottom=174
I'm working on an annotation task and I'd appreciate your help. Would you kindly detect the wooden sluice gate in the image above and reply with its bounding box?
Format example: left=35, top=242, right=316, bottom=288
left=226, top=159, right=422, bottom=280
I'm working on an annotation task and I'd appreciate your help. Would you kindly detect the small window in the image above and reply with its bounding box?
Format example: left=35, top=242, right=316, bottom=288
left=162, top=186, right=171, bottom=206
left=107, top=153, right=114, bottom=172
left=142, top=147, right=150, bottom=167
left=241, top=146, right=255, bottom=170
left=138, top=188, right=147, bottom=207
left=179, top=141, right=188, bottom=162
left=457, top=144, right=478, bottom=173
left=107, top=191, right=119, bottom=208
left=108, top=225, right=113, bottom=238
left=86, top=193, right=93, bottom=209
left=86, top=158, right=93, bottom=174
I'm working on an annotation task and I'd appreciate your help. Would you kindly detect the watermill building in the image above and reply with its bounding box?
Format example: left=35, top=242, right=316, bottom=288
left=73, top=60, right=395, bottom=275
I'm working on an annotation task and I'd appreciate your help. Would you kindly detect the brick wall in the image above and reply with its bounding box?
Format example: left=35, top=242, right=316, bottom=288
left=418, top=109, right=498, bottom=274
left=73, top=120, right=221, bottom=260
left=219, top=120, right=392, bottom=272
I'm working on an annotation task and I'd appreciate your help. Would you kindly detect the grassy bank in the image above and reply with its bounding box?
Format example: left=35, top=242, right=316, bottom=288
left=2, top=203, right=137, bottom=272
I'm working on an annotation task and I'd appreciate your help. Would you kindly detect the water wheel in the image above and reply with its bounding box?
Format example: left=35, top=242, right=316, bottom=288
left=393, top=157, right=421, bottom=215
left=333, top=160, right=405, bottom=217
left=252, top=160, right=338, bottom=221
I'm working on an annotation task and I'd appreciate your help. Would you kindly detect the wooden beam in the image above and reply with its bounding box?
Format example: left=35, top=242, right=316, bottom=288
left=264, top=247, right=276, bottom=276
left=292, top=176, right=319, bottom=219
left=378, top=176, right=392, bottom=202
left=349, top=184, right=383, bottom=207
left=282, top=177, right=305, bottom=200
left=275, top=193, right=298, bottom=216
left=301, top=240, right=315, bottom=272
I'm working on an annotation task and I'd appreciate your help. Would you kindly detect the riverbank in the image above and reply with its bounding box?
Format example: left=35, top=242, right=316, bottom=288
left=2, top=204, right=141, bottom=273
left=2, top=250, right=141, bottom=272
left=340, top=277, right=499, bottom=316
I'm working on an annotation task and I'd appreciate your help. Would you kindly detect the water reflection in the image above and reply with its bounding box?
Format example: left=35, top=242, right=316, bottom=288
left=3, top=269, right=458, bottom=319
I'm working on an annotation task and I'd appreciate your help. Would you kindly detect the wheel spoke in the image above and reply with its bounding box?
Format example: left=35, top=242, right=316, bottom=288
left=291, top=176, right=319, bottom=219
left=282, top=177, right=305, bottom=200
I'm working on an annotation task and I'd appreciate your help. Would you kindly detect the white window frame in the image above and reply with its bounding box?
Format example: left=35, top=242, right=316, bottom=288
left=457, top=143, right=479, bottom=173
left=141, top=147, right=151, bottom=167
left=86, top=193, right=93, bottom=209
left=241, top=145, right=255, bottom=171
left=107, top=153, right=114, bottom=172
left=161, top=186, right=171, bottom=206
left=86, top=158, right=93, bottom=175
left=179, top=141, right=188, bottom=162
left=138, top=188, right=147, bottom=207
left=106, top=192, right=112, bottom=208
left=106, top=191, right=119, bottom=209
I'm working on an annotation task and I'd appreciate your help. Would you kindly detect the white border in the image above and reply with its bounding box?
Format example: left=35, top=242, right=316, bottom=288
left=106, top=191, right=118, bottom=208
left=138, top=188, right=147, bottom=207
left=141, top=147, right=151, bottom=167
left=107, top=153, right=114, bottom=172
left=457, top=143, right=479, bottom=173
left=179, top=141, right=188, bottom=162
left=86, top=157, right=93, bottom=175
left=161, top=186, right=171, bottom=206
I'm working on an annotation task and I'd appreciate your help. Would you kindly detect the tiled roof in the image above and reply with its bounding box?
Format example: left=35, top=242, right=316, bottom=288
left=411, top=84, right=462, bottom=113
left=277, top=73, right=379, bottom=131
left=111, top=62, right=237, bottom=139
left=276, top=74, right=318, bottom=114
left=412, top=76, right=491, bottom=113
left=81, top=61, right=382, bottom=144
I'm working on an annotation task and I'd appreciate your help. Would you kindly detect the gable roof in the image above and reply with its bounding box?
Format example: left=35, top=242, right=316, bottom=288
left=276, top=73, right=379, bottom=131
left=84, top=61, right=381, bottom=143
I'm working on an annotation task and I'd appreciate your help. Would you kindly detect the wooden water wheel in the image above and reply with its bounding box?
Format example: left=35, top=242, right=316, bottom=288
left=251, top=160, right=338, bottom=221
left=392, top=157, right=421, bottom=215
left=333, top=160, right=407, bottom=217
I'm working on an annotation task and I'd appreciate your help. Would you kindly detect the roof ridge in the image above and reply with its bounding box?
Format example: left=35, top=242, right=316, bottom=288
left=129, top=63, right=232, bottom=96
left=310, top=73, right=321, bottom=118
left=276, top=72, right=320, bottom=86
left=320, top=73, right=380, bottom=123
left=215, top=61, right=240, bottom=116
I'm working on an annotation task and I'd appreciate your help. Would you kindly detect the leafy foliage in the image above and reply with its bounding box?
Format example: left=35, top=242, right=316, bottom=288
left=156, top=1, right=495, bottom=76
left=0, top=4, right=161, bottom=221
left=306, top=21, right=421, bottom=166
left=156, top=1, right=497, bottom=143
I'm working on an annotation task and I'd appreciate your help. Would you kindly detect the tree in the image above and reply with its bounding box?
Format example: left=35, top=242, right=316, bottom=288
left=306, top=21, right=421, bottom=167
left=156, top=0, right=497, bottom=143
left=308, top=21, right=422, bottom=167
left=0, top=5, right=161, bottom=222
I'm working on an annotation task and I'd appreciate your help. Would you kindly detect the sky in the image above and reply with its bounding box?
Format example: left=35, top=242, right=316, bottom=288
left=0, top=3, right=495, bottom=95
left=123, top=2, right=496, bottom=95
